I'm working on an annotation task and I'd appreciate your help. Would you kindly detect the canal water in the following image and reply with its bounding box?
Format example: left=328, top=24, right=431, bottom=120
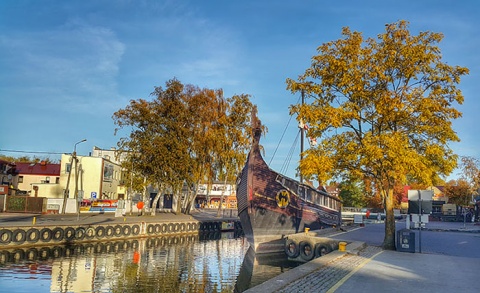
left=0, top=231, right=299, bottom=293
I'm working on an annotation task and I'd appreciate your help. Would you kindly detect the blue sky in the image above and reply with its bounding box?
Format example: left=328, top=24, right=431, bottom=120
left=1, top=0, right=479, bottom=181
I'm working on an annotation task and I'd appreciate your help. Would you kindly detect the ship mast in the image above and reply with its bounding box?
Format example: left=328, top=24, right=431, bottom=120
left=300, top=90, right=305, bottom=184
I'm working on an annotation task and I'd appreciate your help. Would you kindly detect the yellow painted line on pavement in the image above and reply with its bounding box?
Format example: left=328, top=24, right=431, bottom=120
left=326, top=250, right=384, bottom=293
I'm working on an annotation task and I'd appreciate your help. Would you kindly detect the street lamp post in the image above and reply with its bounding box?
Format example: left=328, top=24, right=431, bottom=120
left=62, top=139, right=87, bottom=214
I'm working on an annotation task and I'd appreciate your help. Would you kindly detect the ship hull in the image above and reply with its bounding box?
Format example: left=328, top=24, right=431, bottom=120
left=236, top=139, right=342, bottom=254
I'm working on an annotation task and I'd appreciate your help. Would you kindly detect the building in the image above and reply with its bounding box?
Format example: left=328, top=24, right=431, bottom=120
left=14, top=161, right=61, bottom=197
left=59, top=152, right=124, bottom=201
left=1, top=148, right=125, bottom=201
left=195, top=182, right=236, bottom=209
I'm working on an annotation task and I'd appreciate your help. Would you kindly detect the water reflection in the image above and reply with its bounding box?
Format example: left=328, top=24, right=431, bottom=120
left=0, top=232, right=299, bottom=293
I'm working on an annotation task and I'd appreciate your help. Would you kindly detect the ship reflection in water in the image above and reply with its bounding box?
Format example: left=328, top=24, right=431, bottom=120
left=0, top=231, right=300, bottom=293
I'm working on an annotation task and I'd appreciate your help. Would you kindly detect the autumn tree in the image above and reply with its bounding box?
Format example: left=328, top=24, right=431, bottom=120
left=286, top=20, right=468, bottom=250
left=458, top=156, right=480, bottom=198
left=113, top=78, right=254, bottom=215
left=445, top=179, right=472, bottom=206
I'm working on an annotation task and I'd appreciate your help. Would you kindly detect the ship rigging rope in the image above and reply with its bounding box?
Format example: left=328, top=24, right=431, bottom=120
left=280, top=130, right=300, bottom=175
left=268, top=96, right=301, bottom=168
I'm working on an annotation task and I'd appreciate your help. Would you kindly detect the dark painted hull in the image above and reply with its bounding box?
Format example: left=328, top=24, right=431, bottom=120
left=236, top=130, right=342, bottom=253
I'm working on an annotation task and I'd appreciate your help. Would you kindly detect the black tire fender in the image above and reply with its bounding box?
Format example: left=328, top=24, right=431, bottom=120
left=64, top=227, right=75, bottom=241
left=122, top=225, right=132, bottom=236
left=284, top=239, right=300, bottom=258
left=0, top=229, right=13, bottom=244
left=161, top=224, right=167, bottom=234
left=12, top=229, right=27, bottom=244
left=147, top=224, right=155, bottom=234
left=180, top=223, right=186, bottom=232
left=52, top=227, right=65, bottom=242
left=40, top=228, right=52, bottom=242
left=174, top=222, right=180, bottom=232
left=131, top=224, right=140, bottom=235
left=208, top=222, right=215, bottom=232
left=26, top=228, right=40, bottom=243
left=86, top=227, right=96, bottom=239
left=75, top=227, right=86, bottom=240
left=95, top=226, right=105, bottom=239
left=191, top=222, right=198, bottom=231
left=299, top=241, right=315, bottom=261
left=114, top=225, right=123, bottom=237
left=315, top=244, right=332, bottom=258
left=105, top=226, right=115, bottom=238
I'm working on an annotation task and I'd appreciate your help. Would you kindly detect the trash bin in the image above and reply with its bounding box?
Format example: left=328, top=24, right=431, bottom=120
left=396, top=229, right=415, bottom=253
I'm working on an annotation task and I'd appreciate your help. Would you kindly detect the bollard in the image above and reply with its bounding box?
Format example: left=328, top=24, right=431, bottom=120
left=32, top=216, right=36, bottom=225
left=339, top=241, right=347, bottom=252
left=304, top=227, right=310, bottom=235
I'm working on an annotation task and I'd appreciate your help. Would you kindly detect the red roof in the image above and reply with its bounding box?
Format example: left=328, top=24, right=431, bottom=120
left=15, top=162, right=60, bottom=176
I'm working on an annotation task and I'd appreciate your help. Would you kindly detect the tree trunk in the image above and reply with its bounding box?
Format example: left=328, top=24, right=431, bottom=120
left=383, top=189, right=396, bottom=250
left=150, top=187, right=163, bottom=216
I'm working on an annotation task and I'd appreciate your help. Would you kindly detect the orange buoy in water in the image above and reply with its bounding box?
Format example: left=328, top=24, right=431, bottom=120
left=137, top=202, right=144, bottom=209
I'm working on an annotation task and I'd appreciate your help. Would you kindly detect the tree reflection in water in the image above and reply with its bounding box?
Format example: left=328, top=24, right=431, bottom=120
left=0, top=231, right=299, bottom=293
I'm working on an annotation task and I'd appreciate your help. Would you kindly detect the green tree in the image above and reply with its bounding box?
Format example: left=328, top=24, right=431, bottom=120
left=286, top=20, right=468, bottom=249
left=338, top=179, right=366, bottom=208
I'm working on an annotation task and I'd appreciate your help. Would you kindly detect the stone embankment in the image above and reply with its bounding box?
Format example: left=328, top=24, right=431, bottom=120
left=0, top=211, right=242, bottom=249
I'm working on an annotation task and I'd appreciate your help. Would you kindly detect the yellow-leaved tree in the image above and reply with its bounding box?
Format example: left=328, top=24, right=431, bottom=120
left=286, top=20, right=469, bottom=249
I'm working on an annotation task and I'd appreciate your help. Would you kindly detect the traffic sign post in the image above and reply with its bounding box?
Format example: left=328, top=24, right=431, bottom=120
left=407, top=190, right=433, bottom=253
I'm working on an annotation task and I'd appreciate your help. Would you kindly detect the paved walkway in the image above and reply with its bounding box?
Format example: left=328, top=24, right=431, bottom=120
left=245, top=221, right=480, bottom=293
left=0, top=208, right=236, bottom=228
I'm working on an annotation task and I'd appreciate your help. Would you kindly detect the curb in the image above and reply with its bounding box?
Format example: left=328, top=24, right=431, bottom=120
left=244, top=241, right=366, bottom=293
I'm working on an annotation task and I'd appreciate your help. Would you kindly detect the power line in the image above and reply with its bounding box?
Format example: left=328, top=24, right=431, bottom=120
left=0, top=149, right=65, bottom=155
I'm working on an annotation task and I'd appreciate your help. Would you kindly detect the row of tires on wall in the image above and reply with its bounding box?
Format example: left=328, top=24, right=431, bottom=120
left=0, top=224, right=142, bottom=246
left=284, top=239, right=336, bottom=262
left=145, top=221, right=241, bottom=235
left=197, top=221, right=242, bottom=233
left=146, top=222, right=198, bottom=235
left=0, top=221, right=243, bottom=246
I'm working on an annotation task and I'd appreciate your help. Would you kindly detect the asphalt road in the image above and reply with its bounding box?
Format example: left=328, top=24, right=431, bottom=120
left=331, top=221, right=480, bottom=258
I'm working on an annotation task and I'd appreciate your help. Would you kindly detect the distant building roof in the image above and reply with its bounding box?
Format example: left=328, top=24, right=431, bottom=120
left=15, top=162, right=60, bottom=176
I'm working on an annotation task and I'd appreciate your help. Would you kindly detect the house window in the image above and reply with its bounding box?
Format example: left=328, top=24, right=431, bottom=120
left=45, top=177, right=50, bottom=183
left=56, top=177, right=60, bottom=184
left=18, top=176, right=24, bottom=183
left=65, top=163, right=71, bottom=173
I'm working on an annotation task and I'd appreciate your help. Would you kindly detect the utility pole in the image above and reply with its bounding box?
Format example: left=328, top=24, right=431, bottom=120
left=62, top=139, right=87, bottom=214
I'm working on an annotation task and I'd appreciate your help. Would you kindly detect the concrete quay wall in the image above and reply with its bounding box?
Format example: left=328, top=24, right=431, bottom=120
left=0, top=217, right=242, bottom=249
